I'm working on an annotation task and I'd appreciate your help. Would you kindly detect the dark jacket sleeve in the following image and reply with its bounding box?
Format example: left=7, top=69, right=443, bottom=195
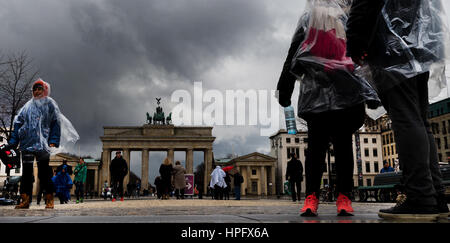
left=346, top=0, right=384, bottom=58
left=277, top=18, right=308, bottom=108
left=123, top=159, right=128, bottom=175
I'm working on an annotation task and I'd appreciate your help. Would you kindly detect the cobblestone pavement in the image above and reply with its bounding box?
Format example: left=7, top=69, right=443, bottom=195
left=0, top=198, right=448, bottom=223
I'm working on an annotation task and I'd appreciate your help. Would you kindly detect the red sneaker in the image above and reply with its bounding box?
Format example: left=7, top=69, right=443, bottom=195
left=112, top=198, right=116, bottom=202
left=336, top=193, right=354, bottom=216
left=120, top=197, right=124, bottom=202
left=300, top=193, right=319, bottom=217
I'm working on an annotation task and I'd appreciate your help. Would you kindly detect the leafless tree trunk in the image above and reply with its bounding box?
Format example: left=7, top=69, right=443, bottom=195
left=0, top=51, right=39, bottom=142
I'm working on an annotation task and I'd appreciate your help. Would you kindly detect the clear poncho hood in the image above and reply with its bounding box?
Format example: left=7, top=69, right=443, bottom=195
left=290, top=0, right=381, bottom=118
left=11, top=80, right=79, bottom=154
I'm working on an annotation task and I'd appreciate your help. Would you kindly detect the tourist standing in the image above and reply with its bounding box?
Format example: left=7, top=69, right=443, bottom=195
left=347, top=0, right=450, bottom=220
left=159, top=158, right=173, bottom=200
left=172, top=161, right=186, bottom=199
left=286, top=153, right=303, bottom=202
left=110, top=151, right=128, bottom=202
left=210, top=166, right=226, bottom=200
left=277, top=0, right=380, bottom=216
left=74, top=158, right=87, bottom=203
left=8, top=79, right=65, bottom=209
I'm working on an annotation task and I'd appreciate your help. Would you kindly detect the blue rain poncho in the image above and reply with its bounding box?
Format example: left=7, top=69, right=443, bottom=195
left=9, top=79, right=79, bottom=154
left=52, top=164, right=73, bottom=201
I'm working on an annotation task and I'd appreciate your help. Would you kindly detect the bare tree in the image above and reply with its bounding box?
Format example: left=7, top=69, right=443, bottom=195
left=0, top=51, right=39, bottom=142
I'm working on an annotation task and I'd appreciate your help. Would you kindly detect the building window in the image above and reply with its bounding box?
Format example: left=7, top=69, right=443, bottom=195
left=373, top=148, right=378, bottom=157
left=439, top=153, right=443, bottom=161
left=443, top=121, right=447, bottom=135
left=364, top=149, right=369, bottom=157
left=286, top=138, right=291, bottom=144
left=367, top=179, right=372, bottom=187
left=445, top=137, right=449, bottom=149
left=365, top=162, right=371, bottom=173
left=374, top=162, right=379, bottom=173
left=252, top=169, right=257, bottom=175
left=364, top=138, right=368, bottom=144
left=295, top=138, right=300, bottom=144
left=437, top=138, right=441, bottom=149
left=391, top=145, right=394, bottom=155
left=372, top=138, right=377, bottom=144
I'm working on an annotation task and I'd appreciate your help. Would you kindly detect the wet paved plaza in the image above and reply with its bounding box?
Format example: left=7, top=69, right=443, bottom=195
left=0, top=198, right=448, bottom=223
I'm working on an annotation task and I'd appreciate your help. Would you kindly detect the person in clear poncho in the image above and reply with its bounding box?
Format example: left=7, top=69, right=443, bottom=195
left=277, top=0, right=381, bottom=217
left=210, top=166, right=227, bottom=200
left=8, top=78, right=79, bottom=209
left=347, top=0, right=450, bottom=220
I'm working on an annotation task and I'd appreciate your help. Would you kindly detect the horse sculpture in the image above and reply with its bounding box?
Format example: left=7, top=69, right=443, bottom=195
left=166, top=112, right=172, bottom=125
left=146, top=112, right=152, bottom=125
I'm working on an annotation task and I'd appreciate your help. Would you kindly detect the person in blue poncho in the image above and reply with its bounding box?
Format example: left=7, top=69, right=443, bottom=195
left=52, top=164, right=73, bottom=204
left=9, top=79, right=61, bottom=209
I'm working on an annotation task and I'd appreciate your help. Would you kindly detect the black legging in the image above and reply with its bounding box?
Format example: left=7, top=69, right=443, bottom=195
left=304, top=103, right=365, bottom=196
left=20, top=151, right=54, bottom=196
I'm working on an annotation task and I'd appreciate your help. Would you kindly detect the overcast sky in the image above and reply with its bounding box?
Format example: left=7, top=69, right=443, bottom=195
left=2, top=0, right=450, bottom=184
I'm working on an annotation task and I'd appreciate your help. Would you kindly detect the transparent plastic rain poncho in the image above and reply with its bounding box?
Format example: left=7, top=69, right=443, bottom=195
left=290, top=0, right=381, bottom=118
left=209, top=166, right=227, bottom=189
left=359, top=0, right=450, bottom=97
left=9, top=79, right=79, bottom=155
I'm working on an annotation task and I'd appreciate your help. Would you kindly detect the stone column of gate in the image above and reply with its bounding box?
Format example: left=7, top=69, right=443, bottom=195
left=203, top=148, right=212, bottom=195
left=141, top=149, right=149, bottom=192
left=167, top=149, right=174, bottom=164
left=186, top=148, right=194, bottom=174
left=102, top=149, right=111, bottom=188
left=123, top=149, right=131, bottom=188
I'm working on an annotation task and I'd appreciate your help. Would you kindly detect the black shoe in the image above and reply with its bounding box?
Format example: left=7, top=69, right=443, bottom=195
left=378, top=196, right=439, bottom=221
left=437, top=194, right=450, bottom=219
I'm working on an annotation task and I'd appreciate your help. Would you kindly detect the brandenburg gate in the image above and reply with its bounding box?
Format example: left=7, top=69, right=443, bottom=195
left=99, top=124, right=215, bottom=194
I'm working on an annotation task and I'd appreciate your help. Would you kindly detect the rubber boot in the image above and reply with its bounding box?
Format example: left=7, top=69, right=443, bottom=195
left=15, top=194, right=30, bottom=209
left=45, top=194, right=54, bottom=209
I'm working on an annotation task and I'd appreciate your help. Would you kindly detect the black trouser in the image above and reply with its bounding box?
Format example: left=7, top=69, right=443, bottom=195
left=304, top=104, right=366, bottom=196
left=175, top=188, right=185, bottom=199
left=377, top=72, right=442, bottom=206
left=214, top=185, right=223, bottom=200
left=75, top=181, right=84, bottom=200
left=289, top=179, right=302, bottom=201
left=20, top=151, right=54, bottom=196
left=111, top=177, right=124, bottom=199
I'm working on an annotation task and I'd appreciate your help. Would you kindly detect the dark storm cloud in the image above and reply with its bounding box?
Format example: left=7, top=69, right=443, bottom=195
left=0, top=0, right=285, bottom=158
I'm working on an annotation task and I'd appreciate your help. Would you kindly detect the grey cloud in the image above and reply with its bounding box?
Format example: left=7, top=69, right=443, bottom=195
left=0, top=0, right=304, bottom=167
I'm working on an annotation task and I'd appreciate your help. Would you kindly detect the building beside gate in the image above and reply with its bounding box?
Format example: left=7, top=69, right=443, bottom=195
left=215, top=152, right=277, bottom=197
